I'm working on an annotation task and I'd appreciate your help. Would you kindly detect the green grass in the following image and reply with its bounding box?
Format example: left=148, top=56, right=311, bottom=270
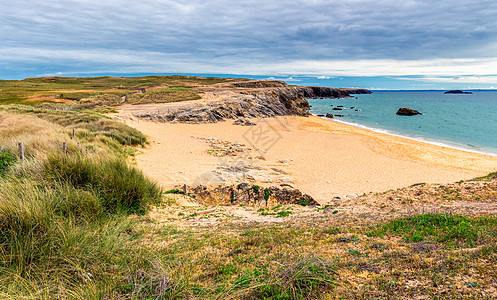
left=368, top=213, right=497, bottom=247
left=165, top=188, right=185, bottom=195
left=0, top=148, right=17, bottom=176
left=0, top=75, right=241, bottom=106
left=2, top=105, right=147, bottom=148
left=0, top=106, right=167, bottom=298
left=40, top=152, right=161, bottom=214
left=0, top=155, right=162, bottom=298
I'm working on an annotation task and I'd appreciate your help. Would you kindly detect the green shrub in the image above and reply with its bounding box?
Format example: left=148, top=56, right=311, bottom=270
left=165, top=188, right=184, bottom=195
left=41, top=152, right=161, bottom=214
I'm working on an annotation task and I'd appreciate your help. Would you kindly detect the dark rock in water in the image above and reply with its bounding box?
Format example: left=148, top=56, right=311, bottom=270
left=337, top=105, right=344, bottom=107
left=326, top=113, right=334, bottom=118
left=332, top=107, right=342, bottom=110
left=355, top=109, right=360, bottom=111
left=396, top=107, right=422, bottom=116
left=233, top=118, right=256, bottom=126
left=317, top=114, right=325, bottom=117
left=335, top=114, right=344, bottom=117
left=350, top=107, right=355, bottom=109
left=444, top=90, right=472, bottom=94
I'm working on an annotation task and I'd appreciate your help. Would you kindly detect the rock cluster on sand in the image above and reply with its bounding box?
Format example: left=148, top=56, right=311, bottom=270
left=326, top=113, right=334, bottom=118
left=185, top=183, right=318, bottom=207
left=233, top=118, right=256, bottom=126
left=396, top=107, right=422, bottom=116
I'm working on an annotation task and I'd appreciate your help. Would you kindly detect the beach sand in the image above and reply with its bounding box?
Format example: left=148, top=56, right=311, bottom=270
left=118, top=114, right=497, bottom=204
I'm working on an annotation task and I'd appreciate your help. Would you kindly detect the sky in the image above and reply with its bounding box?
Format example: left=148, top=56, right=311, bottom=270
left=1, top=0, right=497, bottom=89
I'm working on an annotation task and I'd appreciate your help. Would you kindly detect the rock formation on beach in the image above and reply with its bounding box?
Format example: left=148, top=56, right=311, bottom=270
left=233, top=118, right=256, bottom=126
left=125, top=80, right=371, bottom=124
left=185, top=183, right=319, bottom=207
left=396, top=107, right=422, bottom=116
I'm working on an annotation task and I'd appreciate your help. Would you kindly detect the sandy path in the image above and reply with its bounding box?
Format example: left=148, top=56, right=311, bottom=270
left=118, top=114, right=497, bottom=204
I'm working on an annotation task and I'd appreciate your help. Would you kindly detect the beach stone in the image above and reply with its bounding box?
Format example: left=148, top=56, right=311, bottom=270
left=233, top=118, right=256, bottom=126
left=326, top=113, right=334, bottom=118
left=396, top=107, right=422, bottom=116
left=333, top=107, right=342, bottom=110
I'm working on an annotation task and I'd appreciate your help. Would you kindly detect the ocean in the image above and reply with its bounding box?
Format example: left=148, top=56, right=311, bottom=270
left=307, top=90, right=497, bottom=156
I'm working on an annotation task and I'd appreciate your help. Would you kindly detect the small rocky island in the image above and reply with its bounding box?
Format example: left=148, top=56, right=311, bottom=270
left=396, top=107, right=422, bottom=116
left=444, top=90, right=473, bottom=94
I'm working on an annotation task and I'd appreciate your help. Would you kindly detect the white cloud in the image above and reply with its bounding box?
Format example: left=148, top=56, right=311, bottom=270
left=2, top=47, right=497, bottom=78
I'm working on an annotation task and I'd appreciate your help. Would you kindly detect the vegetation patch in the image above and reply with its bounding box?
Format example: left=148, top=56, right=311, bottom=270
left=0, top=148, right=16, bottom=175
left=368, top=213, right=497, bottom=247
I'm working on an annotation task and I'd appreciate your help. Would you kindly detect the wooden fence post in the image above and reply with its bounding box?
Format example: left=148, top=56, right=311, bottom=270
left=18, top=142, right=24, bottom=161
left=71, top=129, right=75, bottom=139
left=140, top=137, right=143, bottom=145
left=183, top=184, right=187, bottom=195
left=62, top=142, right=67, bottom=154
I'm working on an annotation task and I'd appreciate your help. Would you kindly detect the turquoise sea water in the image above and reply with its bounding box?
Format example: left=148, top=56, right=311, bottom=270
left=308, top=91, right=497, bottom=155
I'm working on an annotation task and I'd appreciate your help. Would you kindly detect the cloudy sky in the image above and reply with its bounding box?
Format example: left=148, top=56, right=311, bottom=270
left=1, top=0, right=497, bottom=89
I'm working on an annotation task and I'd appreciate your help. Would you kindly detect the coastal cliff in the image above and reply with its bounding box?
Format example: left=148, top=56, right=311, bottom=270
left=128, top=81, right=371, bottom=124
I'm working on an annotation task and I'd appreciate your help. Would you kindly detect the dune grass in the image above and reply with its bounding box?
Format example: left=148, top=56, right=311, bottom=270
left=0, top=107, right=166, bottom=299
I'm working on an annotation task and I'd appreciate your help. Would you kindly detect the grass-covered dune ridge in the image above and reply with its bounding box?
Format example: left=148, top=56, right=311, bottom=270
left=0, top=106, right=163, bottom=298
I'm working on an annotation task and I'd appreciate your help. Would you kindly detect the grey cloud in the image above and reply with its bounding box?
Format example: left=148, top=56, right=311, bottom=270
left=1, top=0, right=497, bottom=77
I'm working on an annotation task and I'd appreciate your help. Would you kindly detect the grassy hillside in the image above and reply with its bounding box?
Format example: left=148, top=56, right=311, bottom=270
left=0, top=75, right=243, bottom=107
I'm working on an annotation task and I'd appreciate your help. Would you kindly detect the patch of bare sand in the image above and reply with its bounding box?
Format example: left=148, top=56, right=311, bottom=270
left=117, top=114, right=497, bottom=204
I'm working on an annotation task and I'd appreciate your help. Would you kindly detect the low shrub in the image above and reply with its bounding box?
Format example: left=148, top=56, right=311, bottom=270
left=41, top=152, right=161, bottom=214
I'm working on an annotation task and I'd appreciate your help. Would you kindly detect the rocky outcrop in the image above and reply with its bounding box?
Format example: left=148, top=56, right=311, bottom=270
left=341, top=88, right=372, bottom=94
left=326, top=113, right=334, bottom=118
left=231, top=80, right=288, bottom=88
left=129, top=81, right=371, bottom=124
left=396, top=107, right=422, bottom=116
left=186, top=183, right=319, bottom=207
left=444, top=90, right=472, bottom=94
left=133, top=87, right=312, bottom=123
left=300, top=87, right=371, bottom=98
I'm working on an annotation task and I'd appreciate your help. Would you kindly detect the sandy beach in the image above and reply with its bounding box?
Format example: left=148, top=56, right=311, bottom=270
left=117, top=112, right=497, bottom=204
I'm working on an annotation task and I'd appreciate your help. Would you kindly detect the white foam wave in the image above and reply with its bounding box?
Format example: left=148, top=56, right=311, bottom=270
left=313, top=114, right=497, bottom=157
